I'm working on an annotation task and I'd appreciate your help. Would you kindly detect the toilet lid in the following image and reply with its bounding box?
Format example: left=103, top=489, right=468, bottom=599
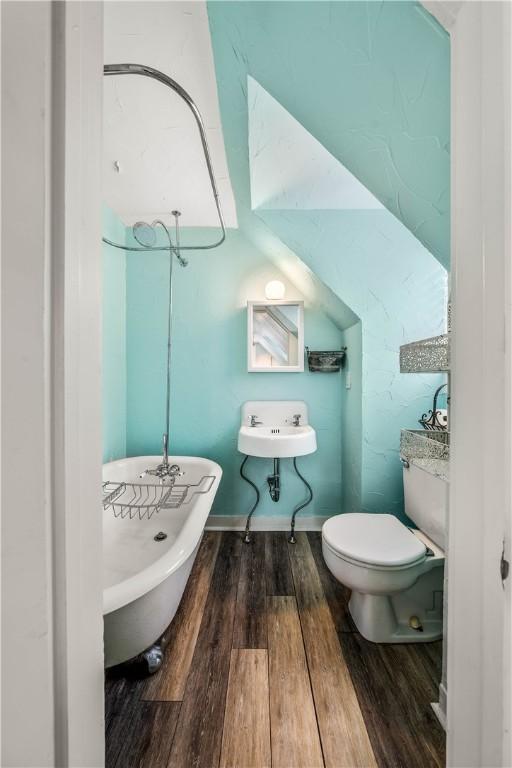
left=322, top=513, right=426, bottom=567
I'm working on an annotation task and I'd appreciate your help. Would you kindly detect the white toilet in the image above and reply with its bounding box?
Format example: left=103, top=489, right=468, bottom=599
left=322, top=463, right=447, bottom=643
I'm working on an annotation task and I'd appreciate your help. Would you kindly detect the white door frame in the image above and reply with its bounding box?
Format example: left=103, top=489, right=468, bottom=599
left=52, top=3, right=104, bottom=765
left=1, top=2, right=104, bottom=766
left=423, top=2, right=512, bottom=765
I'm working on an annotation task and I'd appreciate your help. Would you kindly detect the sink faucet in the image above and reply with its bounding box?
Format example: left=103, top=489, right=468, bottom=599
left=292, top=414, right=301, bottom=427
left=250, top=415, right=263, bottom=427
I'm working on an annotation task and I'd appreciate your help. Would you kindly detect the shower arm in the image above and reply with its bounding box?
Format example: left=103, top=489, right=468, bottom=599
left=103, top=63, right=226, bottom=253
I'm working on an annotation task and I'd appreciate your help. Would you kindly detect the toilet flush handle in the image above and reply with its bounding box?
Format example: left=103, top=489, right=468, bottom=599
left=400, top=457, right=410, bottom=469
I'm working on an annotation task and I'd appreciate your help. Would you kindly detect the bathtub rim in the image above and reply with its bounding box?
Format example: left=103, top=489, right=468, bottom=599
left=102, top=455, right=222, bottom=615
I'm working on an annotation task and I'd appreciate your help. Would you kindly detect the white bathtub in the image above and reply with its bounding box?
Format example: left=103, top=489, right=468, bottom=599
left=103, top=455, right=222, bottom=668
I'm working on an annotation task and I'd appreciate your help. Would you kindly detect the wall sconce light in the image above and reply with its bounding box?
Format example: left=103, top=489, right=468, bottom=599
left=265, top=280, right=286, bottom=300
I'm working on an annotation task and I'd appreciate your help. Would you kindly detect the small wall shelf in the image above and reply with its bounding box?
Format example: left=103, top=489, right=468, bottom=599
left=400, top=334, right=450, bottom=373
left=306, top=347, right=346, bottom=373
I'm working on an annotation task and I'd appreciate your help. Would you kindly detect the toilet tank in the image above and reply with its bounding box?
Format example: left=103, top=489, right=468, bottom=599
left=403, top=464, right=448, bottom=550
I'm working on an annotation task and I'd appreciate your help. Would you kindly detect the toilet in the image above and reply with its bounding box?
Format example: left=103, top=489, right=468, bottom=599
left=322, top=463, right=447, bottom=643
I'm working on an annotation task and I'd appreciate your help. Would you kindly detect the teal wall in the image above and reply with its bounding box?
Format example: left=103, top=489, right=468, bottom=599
left=208, top=0, right=450, bottom=267
left=102, top=0, right=450, bottom=523
left=102, top=207, right=127, bottom=462
left=260, top=210, right=447, bottom=518
left=208, top=0, right=449, bottom=519
left=125, top=227, right=345, bottom=518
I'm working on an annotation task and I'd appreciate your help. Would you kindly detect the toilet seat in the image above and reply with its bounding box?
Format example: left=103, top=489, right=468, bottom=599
left=322, top=513, right=426, bottom=569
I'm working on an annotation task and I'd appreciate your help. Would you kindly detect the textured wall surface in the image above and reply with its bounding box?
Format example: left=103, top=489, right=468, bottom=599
left=102, top=0, right=450, bottom=521
left=208, top=0, right=449, bottom=518
left=125, top=227, right=345, bottom=518
left=260, top=210, right=447, bottom=518
left=102, top=207, right=127, bottom=462
left=208, top=0, right=450, bottom=267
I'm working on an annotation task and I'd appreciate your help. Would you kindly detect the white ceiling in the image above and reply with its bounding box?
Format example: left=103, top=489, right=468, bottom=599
left=103, top=1, right=237, bottom=229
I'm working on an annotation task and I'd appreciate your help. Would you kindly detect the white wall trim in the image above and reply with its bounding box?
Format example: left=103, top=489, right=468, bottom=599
left=1, top=3, right=104, bottom=766
left=441, top=1, right=512, bottom=765
left=421, top=2, right=512, bottom=764
left=51, top=4, right=104, bottom=766
left=432, top=701, right=447, bottom=732
left=2, top=4, right=56, bottom=764
left=206, top=515, right=328, bottom=532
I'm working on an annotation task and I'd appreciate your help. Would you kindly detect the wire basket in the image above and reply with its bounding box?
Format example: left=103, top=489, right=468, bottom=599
left=102, top=475, right=216, bottom=520
left=306, top=347, right=346, bottom=373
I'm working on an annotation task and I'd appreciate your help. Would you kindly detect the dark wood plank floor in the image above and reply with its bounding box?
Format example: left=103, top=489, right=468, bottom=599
left=105, top=531, right=445, bottom=768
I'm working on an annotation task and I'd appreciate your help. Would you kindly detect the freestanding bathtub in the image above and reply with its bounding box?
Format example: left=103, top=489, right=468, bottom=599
left=102, top=455, right=222, bottom=668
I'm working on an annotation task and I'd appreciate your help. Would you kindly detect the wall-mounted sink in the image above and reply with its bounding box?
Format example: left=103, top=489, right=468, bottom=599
left=238, top=400, right=317, bottom=458
left=239, top=424, right=317, bottom=458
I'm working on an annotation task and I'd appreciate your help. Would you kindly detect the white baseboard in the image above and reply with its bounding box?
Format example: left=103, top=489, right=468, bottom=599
left=205, top=514, right=329, bottom=532
left=431, top=680, right=447, bottom=731
left=431, top=702, right=447, bottom=731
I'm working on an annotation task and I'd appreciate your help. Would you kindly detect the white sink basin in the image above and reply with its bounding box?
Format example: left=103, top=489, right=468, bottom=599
left=238, top=424, right=317, bottom=458
left=238, top=400, right=317, bottom=458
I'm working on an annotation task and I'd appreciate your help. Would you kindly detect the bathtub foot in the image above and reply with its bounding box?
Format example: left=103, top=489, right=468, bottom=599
left=142, top=644, right=164, bottom=675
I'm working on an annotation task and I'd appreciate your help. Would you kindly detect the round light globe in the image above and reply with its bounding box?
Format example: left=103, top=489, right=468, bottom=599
left=265, top=280, right=286, bottom=300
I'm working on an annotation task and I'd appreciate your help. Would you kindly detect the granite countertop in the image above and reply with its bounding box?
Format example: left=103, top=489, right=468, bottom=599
left=400, top=334, right=450, bottom=373
left=400, top=429, right=449, bottom=483
left=407, top=457, right=449, bottom=483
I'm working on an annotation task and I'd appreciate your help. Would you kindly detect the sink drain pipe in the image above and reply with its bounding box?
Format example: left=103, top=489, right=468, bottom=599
left=267, top=458, right=281, bottom=502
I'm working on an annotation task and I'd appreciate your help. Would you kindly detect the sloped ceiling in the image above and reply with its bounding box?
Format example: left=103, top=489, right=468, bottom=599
left=208, top=0, right=450, bottom=268
left=103, top=1, right=237, bottom=229
left=207, top=0, right=449, bottom=517
left=248, top=76, right=384, bottom=212
left=103, top=0, right=356, bottom=332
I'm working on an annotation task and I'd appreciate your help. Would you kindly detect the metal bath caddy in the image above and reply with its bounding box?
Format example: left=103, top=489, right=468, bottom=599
left=306, top=347, right=346, bottom=373
left=102, top=475, right=216, bottom=520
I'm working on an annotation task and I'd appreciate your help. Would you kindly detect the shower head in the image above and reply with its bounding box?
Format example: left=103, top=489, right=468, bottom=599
left=131, top=217, right=188, bottom=267
left=133, top=221, right=157, bottom=248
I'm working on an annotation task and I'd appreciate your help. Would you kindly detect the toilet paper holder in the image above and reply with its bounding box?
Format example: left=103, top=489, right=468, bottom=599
left=419, top=383, right=448, bottom=431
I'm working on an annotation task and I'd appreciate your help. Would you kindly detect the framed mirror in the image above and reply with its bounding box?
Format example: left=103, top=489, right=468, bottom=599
left=247, top=300, right=304, bottom=372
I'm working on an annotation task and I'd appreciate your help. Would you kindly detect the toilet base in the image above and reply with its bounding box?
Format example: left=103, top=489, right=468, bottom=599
left=349, top=565, right=444, bottom=644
